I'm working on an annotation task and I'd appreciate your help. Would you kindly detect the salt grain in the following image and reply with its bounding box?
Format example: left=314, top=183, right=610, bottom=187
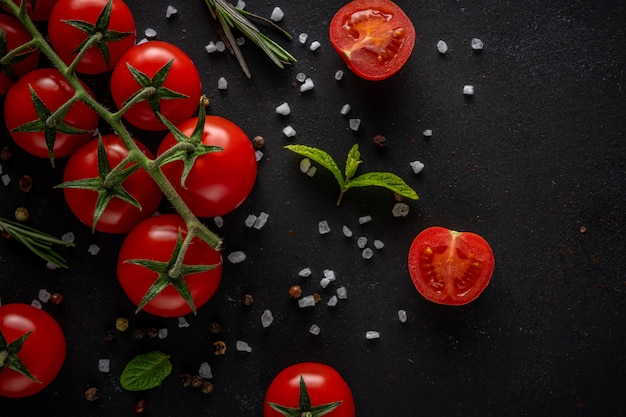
left=410, top=160, right=424, bottom=174
left=334, top=70, right=344, bottom=80
left=144, top=28, right=157, bottom=38
left=270, top=7, right=284, bottom=22
left=299, top=158, right=311, bottom=173
left=309, top=324, right=321, bottom=335
left=392, top=203, right=410, bottom=217
left=300, top=78, right=314, bottom=92
left=178, top=317, right=190, bottom=328
left=158, top=328, right=168, bottom=339
left=165, top=5, right=177, bottom=18
left=423, top=129, right=433, bottom=137
left=253, top=212, right=269, bottom=229
left=198, top=362, right=213, bottom=379
left=436, top=40, right=448, bottom=54
left=327, top=295, right=338, bottom=307
left=357, top=236, right=368, bottom=248
left=227, top=251, right=246, bottom=264
left=318, top=220, right=331, bottom=234
left=463, top=85, right=475, bottom=96
left=340, top=104, right=351, bottom=115
left=276, top=102, right=291, bottom=115
left=46, top=261, right=59, bottom=270
left=471, top=38, right=484, bottom=50
left=261, top=309, right=274, bottom=328
left=217, top=77, right=228, bottom=90
left=283, top=125, right=297, bottom=137
left=236, top=340, right=252, bottom=352
left=205, top=42, right=217, bottom=53
left=398, top=309, right=408, bottom=323
left=298, top=33, right=308, bottom=44
left=349, top=118, right=361, bottom=131
left=374, top=240, right=385, bottom=250
left=236, top=37, right=245, bottom=46
left=38, top=289, right=51, bottom=303
left=362, top=248, right=374, bottom=259
left=88, top=244, right=100, bottom=255
left=98, top=359, right=110, bottom=373
left=215, top=41, right=226, bottom=52
left=31, top=300, right=42, bottom=309
left=236, top=0, right=246, bottom=9
left=366, top=330, right=380, bottom=340
left=299, top=267, right=312, bottom=277
left=245, top=214, right=257, bottom=228
left=323, top=269, right=336, bottom=281
left=298, top=295, right=316, bottom=308
left=61, top=232, right=75, bottom=244
left=319, top=277, right=331, bottom=289
left=306, top=166, right=317, bottom=177
left=214, top=216, right=224, bottom=228
left=309, top=41, right=321, bottom=51
left=1, top=174, right=9, bottom=186
left=359, top=215, right=372, bottom=224
left=296, top=72, right=307, bottom=82
left=342, top=225, right=353, bottom=237
left=336, top=286, right=347, bottom=299
left=255, top=150, right=264, bottom=161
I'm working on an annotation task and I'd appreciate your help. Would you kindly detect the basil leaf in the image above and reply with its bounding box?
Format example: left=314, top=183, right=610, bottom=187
left=346, top=172, right=419, bottom=201
left=284, top=144, right=345, bottom=188
left=120, top=351, right=172, bottom=391
left=344, top=144, right=362, bottom=181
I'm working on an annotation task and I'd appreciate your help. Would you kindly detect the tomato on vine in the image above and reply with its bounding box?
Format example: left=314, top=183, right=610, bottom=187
left=5, top=0, right=59, bottom=21
left=329, top=0, right=415, bottom=81
left=116, top=214, right=222, bottom=317
left=0, top=303, right=66, bottom=398
left=0, top=14, right=40, bottom=95
left=408, top=226, right=495, bottom=305
left=58, top=134, right=162, bottom=234
left=48, top=0, right=136, bottom=74
left=264, top=362, right=355, bottom=417
left=156, top=106, right=257, bottom=218
left=3, top=67, right=99, bottom=163
left=110, top=40, right=202, bottom=131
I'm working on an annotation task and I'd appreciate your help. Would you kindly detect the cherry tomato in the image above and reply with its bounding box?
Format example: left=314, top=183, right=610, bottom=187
left=4, top=0, right=58, bottom=21
left=61, top=134, right=162, bottom=234
left=329, top=0, right=415, bottom=81
left=264, top=362, right=355, bottom=417
left=4, top=68, right=99, bottom=160
left=48, top=0, right=136, bottom=74
left=408, top=226, right=495, bottom=305
left=116, top=214, right=223, bottom=317
left=157, top=115, right=257, bottom=218
left=0, top=303, right=66, bottom=398
left=0, top=14, right=40, bottom=95
left=110, top=41, right=202, bottom=131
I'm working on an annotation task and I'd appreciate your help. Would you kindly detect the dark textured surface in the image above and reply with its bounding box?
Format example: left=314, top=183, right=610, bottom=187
left=0, top=0, right=625, bottom=415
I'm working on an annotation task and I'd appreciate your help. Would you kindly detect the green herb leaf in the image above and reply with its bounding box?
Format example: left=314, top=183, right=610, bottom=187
left=120, top=351, right=172, bottom=391
left=346, top=172, right=419, bottom=201
left=284, top=144, right=344, bottom=188
left=344, top=144, right=362, bottom=181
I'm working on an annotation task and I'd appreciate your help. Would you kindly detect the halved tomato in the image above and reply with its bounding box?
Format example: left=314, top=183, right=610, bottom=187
left=408, top=226, right=495, bottom=305
left=329, top=0, right=415, bottom=81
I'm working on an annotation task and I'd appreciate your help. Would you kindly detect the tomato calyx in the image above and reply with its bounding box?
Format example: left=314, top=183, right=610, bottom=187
left=0, top=29, right=37, bottom=83
left=55, top=135, right=142, bottom=232
left=268, top=375, right=342, bottom=417
left=0, top=329, right=40, bottom=383
left=61, top=0, right=133, bottom=70
left=155, top=98, right=223, bottom=186
left=124, top=230, right=221, bottom=315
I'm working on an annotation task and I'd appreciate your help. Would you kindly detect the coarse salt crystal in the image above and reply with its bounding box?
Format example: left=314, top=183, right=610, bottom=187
left=254, top=212, right=269, bottom=229
left=88, top=244, right=100, bottom=255
left=327, top=295, right=338, bottom=307
left=357, top=236, right=368, bottom=248
left=340, top=104, right=351, bottom=115
left=46, top=261, right=59, bottom=270
left=283, top=125, right=296, bottom=138
left=299, top=267, right=312, bottom=277
left=337, top=286, right=347, bottom=299
left=335, top=70, right=344, bottom=80
left=38, top=289, right=51, bottom=303
left=227, top=251, right=246, bottom=264
left=318, top=220, right=331, bottom=234
left=158, top=328, right=168, bottom=339
left=423, top=129, right=433, bottom=137
left=255, top=150, right=264, bottom=161
left=214, top=216, right=224, bottom=228
left=374, top=240, right=385, bottom=249
left=296, top=72, right=307, bottom=82
left=298, top=295, right=316, bottom=308
left=463, top=85, right=475, bottom=96
left=205, top=42, right=217, bottom=53
left=437, top=40, right=448, bottom=54
left=410, top=160, right=425, bottom=174
left=261, top=309, right=274, bottom=328
left=309, top=41, right=321, bottom=51
left=358, top=215, right=372, bottom=224
left=178, top=317, right=190, bottom=328
left=236, top=0, right=246, bottom=9
left=165, top=5, right=177, bottom=18
left=276, top=102, right=291, bottom=115
left=218, top=77, right=228, bottom=90
left=299, top=158, right=311, bottom=173
left=215, top=41, right=226, bottom=52
left=323, top=269, right=336, bottom=281
left=270, top=7, right=284, bottom=22
left=198, top=362, right=213, bottom=379
left=471, top=38, right=484, bottom=50
left=392, top=202, right=410, bottom=217
left=309, top=324, right=321, bottom=335
left=300, top=78, right=314, bottom=92
left=236, top=340, right=252, bottom=352
left=31, top=299, right=42, bottom=309
left=306, top=166, right=317, bottom=177
left=298, top=33, right=308, bottom=44
left=144, top=28, right=157, bottom=38
left=362, top=248, right=374, bottom=259
left=236, top=37, right=245, bottom=46
left=349, top=118, right=361, bottom=131
left=320, top=277, right=331, bottom=288
left=366, top=330, right=381, bottom=340
left=1, top=174, right=9, bottom=186
left=398, top=309, right=408, bottom=323
left=245, top=214, right=257, bottom=228
left=62, top=232, right=75, bottom=244
left=98, top=359, right=110, bottom=373
left=342, top=225, right=353, bottom=237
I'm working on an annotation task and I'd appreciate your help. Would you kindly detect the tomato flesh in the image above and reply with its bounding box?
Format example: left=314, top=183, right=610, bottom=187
left=408, top=226, right=495, bottom=305
left=330, top=0, right=415, bottom=81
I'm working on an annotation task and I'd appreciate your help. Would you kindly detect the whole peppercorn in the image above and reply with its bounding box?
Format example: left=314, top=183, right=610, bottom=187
left=146, top=328, right=158, bottom=338
left=134, top=399, right=147, bottom=414
left=116, top=317, right=129, bottom=331
left=85, top=386, right=100, bottom=401
left=373, top=134, right=387, bottom=148
left=0, top=145, right=11, bottom=161
left=191, top=375, right=203, bottom=388
left=242, top=293, right=254, bottom=306
left=18, top=175, right=32, bottom=192
left=253, top=135, right=265, bottom=148
left=288, top=285, right=302, bottom=299
left=181, top=372, right=193, bottom=388
left=208, top=321, right=221, bottom=334
left=213, top=341, right=227, bottom=355
left=132, top=329, right=145, bottom=339
left=201, top=381, right=214, bottom=394
left=14, top=207, right=29, bottom=222
left=49, top=292, right=64, bottom=305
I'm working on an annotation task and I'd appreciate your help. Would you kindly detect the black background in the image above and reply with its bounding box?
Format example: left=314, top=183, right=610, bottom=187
left=1, top=0, right=625, bottom=416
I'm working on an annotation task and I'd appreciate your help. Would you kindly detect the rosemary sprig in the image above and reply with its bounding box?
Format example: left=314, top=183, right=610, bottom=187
left=0, top=217, right=74, bottom=268
left=203, top=0, right=296, bottom=78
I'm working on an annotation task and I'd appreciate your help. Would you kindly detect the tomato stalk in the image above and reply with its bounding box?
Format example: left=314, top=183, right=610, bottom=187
left=0, top=0, right=224, bottom=261
left=0, top=37, right=37, bottom=65
left=65, top=31, right=103, bottom=74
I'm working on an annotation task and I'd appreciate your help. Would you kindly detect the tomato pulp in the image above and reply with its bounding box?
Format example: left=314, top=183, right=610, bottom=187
left=329, top=0, right=415, bottom=81
left=408, top=226, right=495, bottom=305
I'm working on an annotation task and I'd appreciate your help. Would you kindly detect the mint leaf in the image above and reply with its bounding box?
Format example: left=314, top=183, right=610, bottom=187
left=284, top=144, right=344, bottom=188
left=344, top=144, right=362, bottom=181
left=346, top=172, right=419, bottom=201
left=120, top=351, right=172, bottom=391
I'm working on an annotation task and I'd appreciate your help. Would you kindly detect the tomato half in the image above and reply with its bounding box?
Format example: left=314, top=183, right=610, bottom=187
left=157, top=115, right=257, bottom=218
left=48, top=0, right=136, bottom=74
left=264, top=362, right=355, bottom=417
left=0, top=14, right=40, bottom=95
left=110, top=40, right=202, bottom=131
left=116, top=214, right=223, bottom=317
left=61, top=134, right=162, bottom=234
left=329, top=0, right=415, bottom=81
left=4, top=68, right=99, bottom=160
left=408, top=226, right=495, bottom=305
left=0, top=303, right=66, bottom=398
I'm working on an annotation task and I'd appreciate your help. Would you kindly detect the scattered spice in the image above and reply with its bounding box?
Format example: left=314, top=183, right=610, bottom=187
left=213, top=341, right=227, bottom=355
left=313, top=293, right=321, bottom=303
left=146, top=328, right=158, bottom=338
left=19, top=175, right=32, bottom=192
left=103, top=329, right=116, bottom=342
left=191, top=374, right=203, bottom=388
left=580, top=225, right=587, bottom=234
left=201, top=380, right=214, bottom=394
left=253, top=135, right=265, bottom=148
left=181, top=372, right=193, bottom=387
left=84, top=386, right=100, bottom=401
left=242, top=293, right=254, bottom=306
left=289, top=285, right=302, bottom=299
left=14, top=207, right=29, bottom=222
left=208, top=321, right=221, bottom=334
left=134, top=398, right=147, bottom=413
left=373, top=135, right=387, bottom=148
left=0, top=145, right=11, bottom=161
left=116, top=317, right=130, bottom=331
left=49, top=292, right=64, bottom=305
left=132, top=328, right=145, bottom=339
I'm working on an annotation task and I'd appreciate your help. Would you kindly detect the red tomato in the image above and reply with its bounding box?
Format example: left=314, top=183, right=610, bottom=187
left=48, top=0, right=136, bottom=74
left=157, top=115, right=257, bottom=218
left=0, top=14, right=40, bottom=95
left=4, top=0, right=58, bottom=21
left=110, top=41, right=202, bottom=131
left=329, top=0, right=415, bottom=81
left=4, top=68, right=99, bottom=160
left=116, top=214, right=223, bottom=317
left=408, top=226, right=495, bottom=305
left=61, top=134, right=162, bottom=234
left=264, top=362, right=355, bottom=417
left=0, top=303, right=66, bottom=398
